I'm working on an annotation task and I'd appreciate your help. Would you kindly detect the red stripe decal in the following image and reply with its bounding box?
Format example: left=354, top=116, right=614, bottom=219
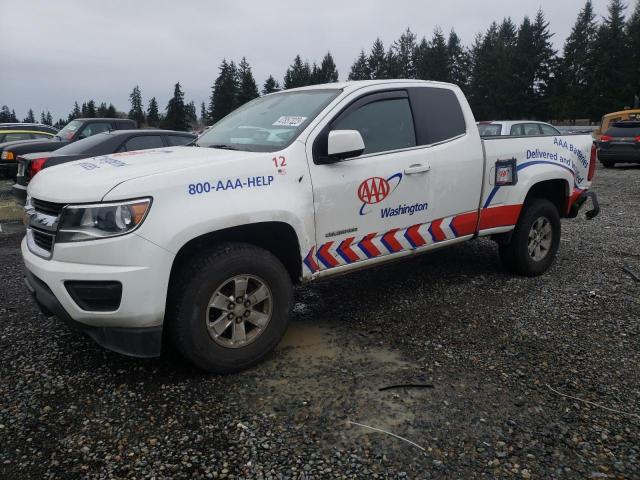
left=381, top=228, right=403, bottom=252
left=317, top=242, right=339, bottom=268
left=338, top=237, right=359, bottom=263
left=451, top=211, right=479, bottom=237
left=479, top=205, right=522, bottom=230
left=430, top=219, right=446, bottom=242
left=358, top=233, right=381, bottom=258
left=405, top=224, right=426, bottom=247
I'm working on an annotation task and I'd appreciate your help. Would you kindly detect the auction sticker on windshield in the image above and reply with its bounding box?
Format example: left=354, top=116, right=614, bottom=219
left=272, top=116, right=307, bottom=127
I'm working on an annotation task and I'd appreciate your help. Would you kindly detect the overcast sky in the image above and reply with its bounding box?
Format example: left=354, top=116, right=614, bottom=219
left=2, top=0, right=614, bottom=121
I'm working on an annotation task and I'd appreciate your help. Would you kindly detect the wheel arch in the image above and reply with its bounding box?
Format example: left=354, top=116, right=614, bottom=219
left=522, top=178, right=571, bottom=218
left=168, top=221, right=303, bottom=291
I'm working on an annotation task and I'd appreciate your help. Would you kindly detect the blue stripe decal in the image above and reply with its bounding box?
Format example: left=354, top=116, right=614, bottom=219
left=483, top=160, right=577, bottom=209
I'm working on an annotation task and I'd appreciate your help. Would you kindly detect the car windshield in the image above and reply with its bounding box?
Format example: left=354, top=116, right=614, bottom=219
left=55, top=120, right=83, bottom=141
left=196, top=89, right=341, bottom=152
left=478, top=123, right=502, bottom=136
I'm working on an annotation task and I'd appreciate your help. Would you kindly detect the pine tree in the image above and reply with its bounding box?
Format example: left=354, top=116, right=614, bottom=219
left=200, top=101, right=208, bottom=125
left=81, top=102, right=88, bottom=117
left=591, top=0, right=630, bottom=117
left=40, top=111, right=47, bottom=124
left=162, top=82, right=188, bottom=131
left=0, top=106, right=13, bottom=122
left=349, top=50, right=371, bottom=80
left=236, top=57, right=259, bottom=106
left=385, top=46, right=401, bottom=78
left=392, top=28, right=417, bottom=78
left=368, top=38, right=387, bottom=79
left=23, top=109, right=35, bottom=123
left=147, top=97, right=160, bottom=127
left=416, top=28, right=449, bottom=81
left=186, top=101, right=197, bottom=126
left=54, top=118, right=66, bottom=129
left=68, top=102, right=81, bottom=121
left=558, top=1, right=598, bottom=119
left=45, top=111, right=53, bottom=126
left=97, top=102, right=108, bottom=117
left=106, top=104, right=117, bottom=117
left=626, top=0, right=640, bottom=106
left=262, top=75, right=280, bottom=94
left=317, top=52, right=339, bottom=83
left=86, top=100, right=97, bottom=118
left=128, top=85, right=145, bottom=126
left=283, top=55, right=312, bottom=89
left=447, top=30, right=471, bottom=90
left=210, top=59, right=239, bottom=122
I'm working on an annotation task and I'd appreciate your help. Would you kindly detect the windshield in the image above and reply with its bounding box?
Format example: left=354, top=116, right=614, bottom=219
left=55, top=120, right=83, bottom=140
left=196, top=89, right=341, bottom=152
left=477, top=123, right=502, bottom=136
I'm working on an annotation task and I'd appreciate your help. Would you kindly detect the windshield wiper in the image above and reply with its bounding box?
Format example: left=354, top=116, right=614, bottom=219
left=208, top=144, right=239, bottom=150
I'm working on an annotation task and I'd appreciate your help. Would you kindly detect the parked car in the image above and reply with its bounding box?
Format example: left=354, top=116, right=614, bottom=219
left=478, top=120, right=561, bottom=137
left=12, top=129, right=196, bottom=202
left=0, top=118, right=136, bottom=179
left=594, top=109, right=640, bottom=141
left=597, top=120, right=640, bottom=168
left=23, top=80, right=598, bottom=372
left=0, top=124, right=58, bottom=177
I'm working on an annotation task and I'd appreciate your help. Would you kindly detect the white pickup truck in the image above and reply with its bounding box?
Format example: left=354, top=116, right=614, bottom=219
left=22, top=80, right=599, bottom=372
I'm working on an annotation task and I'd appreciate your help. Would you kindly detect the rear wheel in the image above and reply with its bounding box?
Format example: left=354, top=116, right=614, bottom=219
left=499, top=198, right=560, bottom=276
left=168, top=243, right=293, bottom=373
left=600, top=160, right=615, bottom=168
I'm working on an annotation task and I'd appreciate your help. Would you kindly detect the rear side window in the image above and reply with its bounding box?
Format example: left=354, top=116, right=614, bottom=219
left=409, top=87, right=466, bottom=144
left=523, top=124, right=541, bottom=135
left=332, top=98, right=416, bottom=154
left=1, top=133, right=32, bottom=142
left=124, top=135, right=164, bottom=151
left=510, top=124, right=524, bottom=136
left=540, top=124, right=560, bottom=135
left=167, top=135, right=194, bottom=146
left=478, top=123, right=502, bottom=136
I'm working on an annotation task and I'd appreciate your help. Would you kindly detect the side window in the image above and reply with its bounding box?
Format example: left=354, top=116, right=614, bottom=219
left=167, top=135, right=193, bottom=146
left=540, top=124, right=559, bottom=135
left=408, top=87, right=466, bottom=144
left=510, top=124, right=524, bottom=136
left=524, top=123, right=542, bottom=136
left=124, top=135, right=164, bottom=151
left=78, top=123, right=111, bottom=139
left=2, top=133, right=33, bottom=142
left=332, top=98, right=416, bottom=154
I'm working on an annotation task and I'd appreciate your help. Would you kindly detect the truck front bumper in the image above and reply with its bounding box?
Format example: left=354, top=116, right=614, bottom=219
left=21, top=233, right=174, bottom=358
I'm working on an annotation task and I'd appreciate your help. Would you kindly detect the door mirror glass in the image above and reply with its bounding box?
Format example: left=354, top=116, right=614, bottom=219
left=326, top=130, right=365, bottom=161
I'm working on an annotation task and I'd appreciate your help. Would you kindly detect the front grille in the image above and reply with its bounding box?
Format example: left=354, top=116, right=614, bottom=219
left=31, top=228, right=55, bottom=252
left=32, top=198, right=64, bottom=216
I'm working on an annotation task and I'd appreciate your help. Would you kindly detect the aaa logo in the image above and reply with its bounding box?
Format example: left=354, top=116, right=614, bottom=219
left=358, top=172, right=403, bottom=215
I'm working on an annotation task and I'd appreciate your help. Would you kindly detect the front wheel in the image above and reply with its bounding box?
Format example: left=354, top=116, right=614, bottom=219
left=499, top=198, right=561, bottom=276
left=168, top=243, right=293, bottom=373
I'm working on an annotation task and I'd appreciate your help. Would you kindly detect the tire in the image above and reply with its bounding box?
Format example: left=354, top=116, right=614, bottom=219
left=168, top=242, right=293, bottom=373
left=498, top=198, right=561, bottom=277
left=600, top=160, right=615, bottom=168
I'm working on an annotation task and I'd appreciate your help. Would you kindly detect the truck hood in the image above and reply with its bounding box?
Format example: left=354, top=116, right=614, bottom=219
left=27, top=146, right=262, bottom=203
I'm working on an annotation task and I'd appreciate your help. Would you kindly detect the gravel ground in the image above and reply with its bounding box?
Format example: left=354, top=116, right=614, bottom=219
left=1, top=167, right=639, bottom=479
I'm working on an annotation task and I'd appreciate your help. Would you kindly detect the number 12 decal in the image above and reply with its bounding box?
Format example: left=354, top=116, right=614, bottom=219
left=272, top=156, right=287, bottom=168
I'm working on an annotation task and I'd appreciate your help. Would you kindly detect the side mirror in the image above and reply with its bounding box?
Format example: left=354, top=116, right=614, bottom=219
left=326, top=130, right=365, bottom=161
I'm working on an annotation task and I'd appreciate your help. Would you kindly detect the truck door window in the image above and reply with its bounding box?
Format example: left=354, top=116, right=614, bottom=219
left=124, top=135, right=164, bottom=151
left=540, top=124, right=560, bottom=135
left=524, top=123, right=542, bottom=136
left=510, top=124, right=524, bottom=136
left=408, top=87, right=466, bottom=144
left=331, top=98, right=416, bottom=154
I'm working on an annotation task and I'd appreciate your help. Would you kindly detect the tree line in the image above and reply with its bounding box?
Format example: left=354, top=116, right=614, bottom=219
left=2, top=0, right=639, bottom=131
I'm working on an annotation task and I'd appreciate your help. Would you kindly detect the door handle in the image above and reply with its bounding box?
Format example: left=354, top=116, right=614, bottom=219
left=404, top=164, right=431, bottom=175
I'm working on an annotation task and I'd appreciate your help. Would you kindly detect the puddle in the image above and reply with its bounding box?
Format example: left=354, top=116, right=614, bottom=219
left=251, top=320, right=435, bottom=447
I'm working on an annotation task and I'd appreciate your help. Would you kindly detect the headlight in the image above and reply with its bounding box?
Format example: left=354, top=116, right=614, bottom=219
left=1, top=151, right=14, bottom=161
left=57, top=198, right=152, bottom=242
